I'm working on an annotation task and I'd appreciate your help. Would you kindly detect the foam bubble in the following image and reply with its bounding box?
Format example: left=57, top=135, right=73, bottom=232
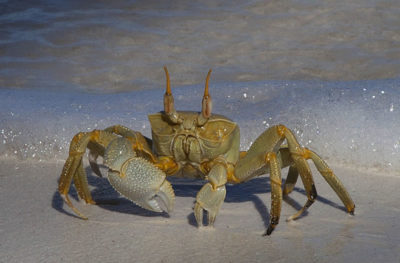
left=1, top=78, right=399, bottom=175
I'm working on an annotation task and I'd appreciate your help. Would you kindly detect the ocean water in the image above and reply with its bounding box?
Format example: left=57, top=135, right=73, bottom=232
left=0, top=1, right=399, bottom=175
left=2, top=0, right=400, bottom=92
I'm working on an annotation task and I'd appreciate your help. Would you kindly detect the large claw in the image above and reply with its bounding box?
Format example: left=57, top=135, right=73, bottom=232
left=194, top=183, right=226, bottom=226
left=104, top=138, right=175, bottom=212
left=104, top=138, right=175, bottom=213
left=107, top=157, right=175, bottom=213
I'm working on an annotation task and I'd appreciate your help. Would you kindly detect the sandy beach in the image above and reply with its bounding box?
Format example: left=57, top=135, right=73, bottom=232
left=1, top=159, right=398, bottom=263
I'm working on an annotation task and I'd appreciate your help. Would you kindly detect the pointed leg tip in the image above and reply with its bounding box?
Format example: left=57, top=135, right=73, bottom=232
left=61, top=194, right=89, bottom=220
left=263, top=225, right=275, bottom=236
left=348, top=205, right=355, bottom=215
left=286, top=212, right=299, bottom=222
left=73, top=210, right=89, bottom=220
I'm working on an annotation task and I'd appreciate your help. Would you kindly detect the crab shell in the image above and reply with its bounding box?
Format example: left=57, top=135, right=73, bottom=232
left=149, top=111, right=240, bottom=177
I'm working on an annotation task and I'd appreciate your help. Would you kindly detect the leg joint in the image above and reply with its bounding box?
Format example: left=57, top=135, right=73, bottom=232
left=265, top=152, right=277, bottom=163
left=290, top=148, right=312, bottom=159
left=309, top=184, right=318, bottom=201
left=277, top=125, right=287, bottom=137
left=270, top=216, right=280, bottom=225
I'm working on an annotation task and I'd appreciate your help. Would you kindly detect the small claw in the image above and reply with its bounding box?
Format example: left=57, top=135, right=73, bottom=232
left=194, top=183, right=226, bottom=226
left=207, top=210, right=217, bottom=226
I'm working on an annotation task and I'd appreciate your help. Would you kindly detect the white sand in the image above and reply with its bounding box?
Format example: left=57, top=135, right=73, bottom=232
left=1, top=159, right=399, bottom=263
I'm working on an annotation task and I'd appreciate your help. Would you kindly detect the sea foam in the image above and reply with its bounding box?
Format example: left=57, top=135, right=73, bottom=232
left=1, top=78, right=399, bottom=176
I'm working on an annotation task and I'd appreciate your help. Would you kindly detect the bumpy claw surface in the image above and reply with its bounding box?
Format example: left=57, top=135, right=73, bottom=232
left=108, top=157, right=175, bottom=213
left=194, top=183, right=226, bottom=226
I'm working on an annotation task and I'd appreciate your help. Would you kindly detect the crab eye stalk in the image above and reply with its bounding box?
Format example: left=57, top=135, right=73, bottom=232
left=163, top=66, right=181, bottom=124
left=197, top=69, right=213, bottom=126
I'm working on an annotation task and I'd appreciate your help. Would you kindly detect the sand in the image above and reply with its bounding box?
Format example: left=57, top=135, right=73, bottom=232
left=1, top=159, right=399, bottom=263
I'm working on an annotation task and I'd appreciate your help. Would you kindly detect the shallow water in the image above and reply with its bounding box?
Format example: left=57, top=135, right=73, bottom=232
left=1, top=0, right=400, bottom=92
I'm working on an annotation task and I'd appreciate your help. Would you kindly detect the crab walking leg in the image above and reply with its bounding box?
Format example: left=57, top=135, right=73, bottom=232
left=234, top=125, right=321, bottom=230
left=58, top=131, right=117, bottom=219
left=73, top=159, right=96, bottom=205
left=278, top=146, right=322, bottom=220
left=264, top=152, right=283, bottom=236
left=234, top=126, right=285, bottom=181
left=283, top=166, right=299, bottom=195
left=232, top=126, right=287, bottom=234
left=277, top=125, right=319, bottom=221
left=195, top=163, right=227, bottom=226
left=59, top=155, right=90, bottom=219
left=275, top=147, right=299, bottom=196
left=305, top=148, right=355, bottom=214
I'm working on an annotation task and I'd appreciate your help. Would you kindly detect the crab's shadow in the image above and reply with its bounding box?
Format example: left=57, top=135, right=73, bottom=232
left=52, top=166, right=347, bottom=229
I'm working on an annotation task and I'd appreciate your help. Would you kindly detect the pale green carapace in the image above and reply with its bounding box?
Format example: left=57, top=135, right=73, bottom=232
left=58, top=67, right=355, bottom=235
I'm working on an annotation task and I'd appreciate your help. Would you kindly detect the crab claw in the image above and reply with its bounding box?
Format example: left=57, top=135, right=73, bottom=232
left=194, top=183, right=226, bottom=226
left=104, top=138, right=175, bottom=213
left=107, top=157, right=175, bottom=213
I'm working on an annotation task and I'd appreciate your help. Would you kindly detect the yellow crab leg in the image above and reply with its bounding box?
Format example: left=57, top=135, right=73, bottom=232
left=277, top=125, right=318, bottom=221
left=73, top=159, right=96, bottom=205
left=264, top=152, right=283, bottom=236
left=58, top=131, right=117, bottom=219
left=282, top=166, right=299, bottom=195
left=305, top=148, right=355, bottom=214
left=59, top=154, right=89, bottom=219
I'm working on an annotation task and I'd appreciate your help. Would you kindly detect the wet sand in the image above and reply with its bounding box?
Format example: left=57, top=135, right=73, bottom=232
left=1, top=159, right=399, bottom=263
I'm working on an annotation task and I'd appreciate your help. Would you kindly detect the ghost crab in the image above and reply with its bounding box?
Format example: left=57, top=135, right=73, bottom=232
left=58, top=67, right=355, bottom=235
